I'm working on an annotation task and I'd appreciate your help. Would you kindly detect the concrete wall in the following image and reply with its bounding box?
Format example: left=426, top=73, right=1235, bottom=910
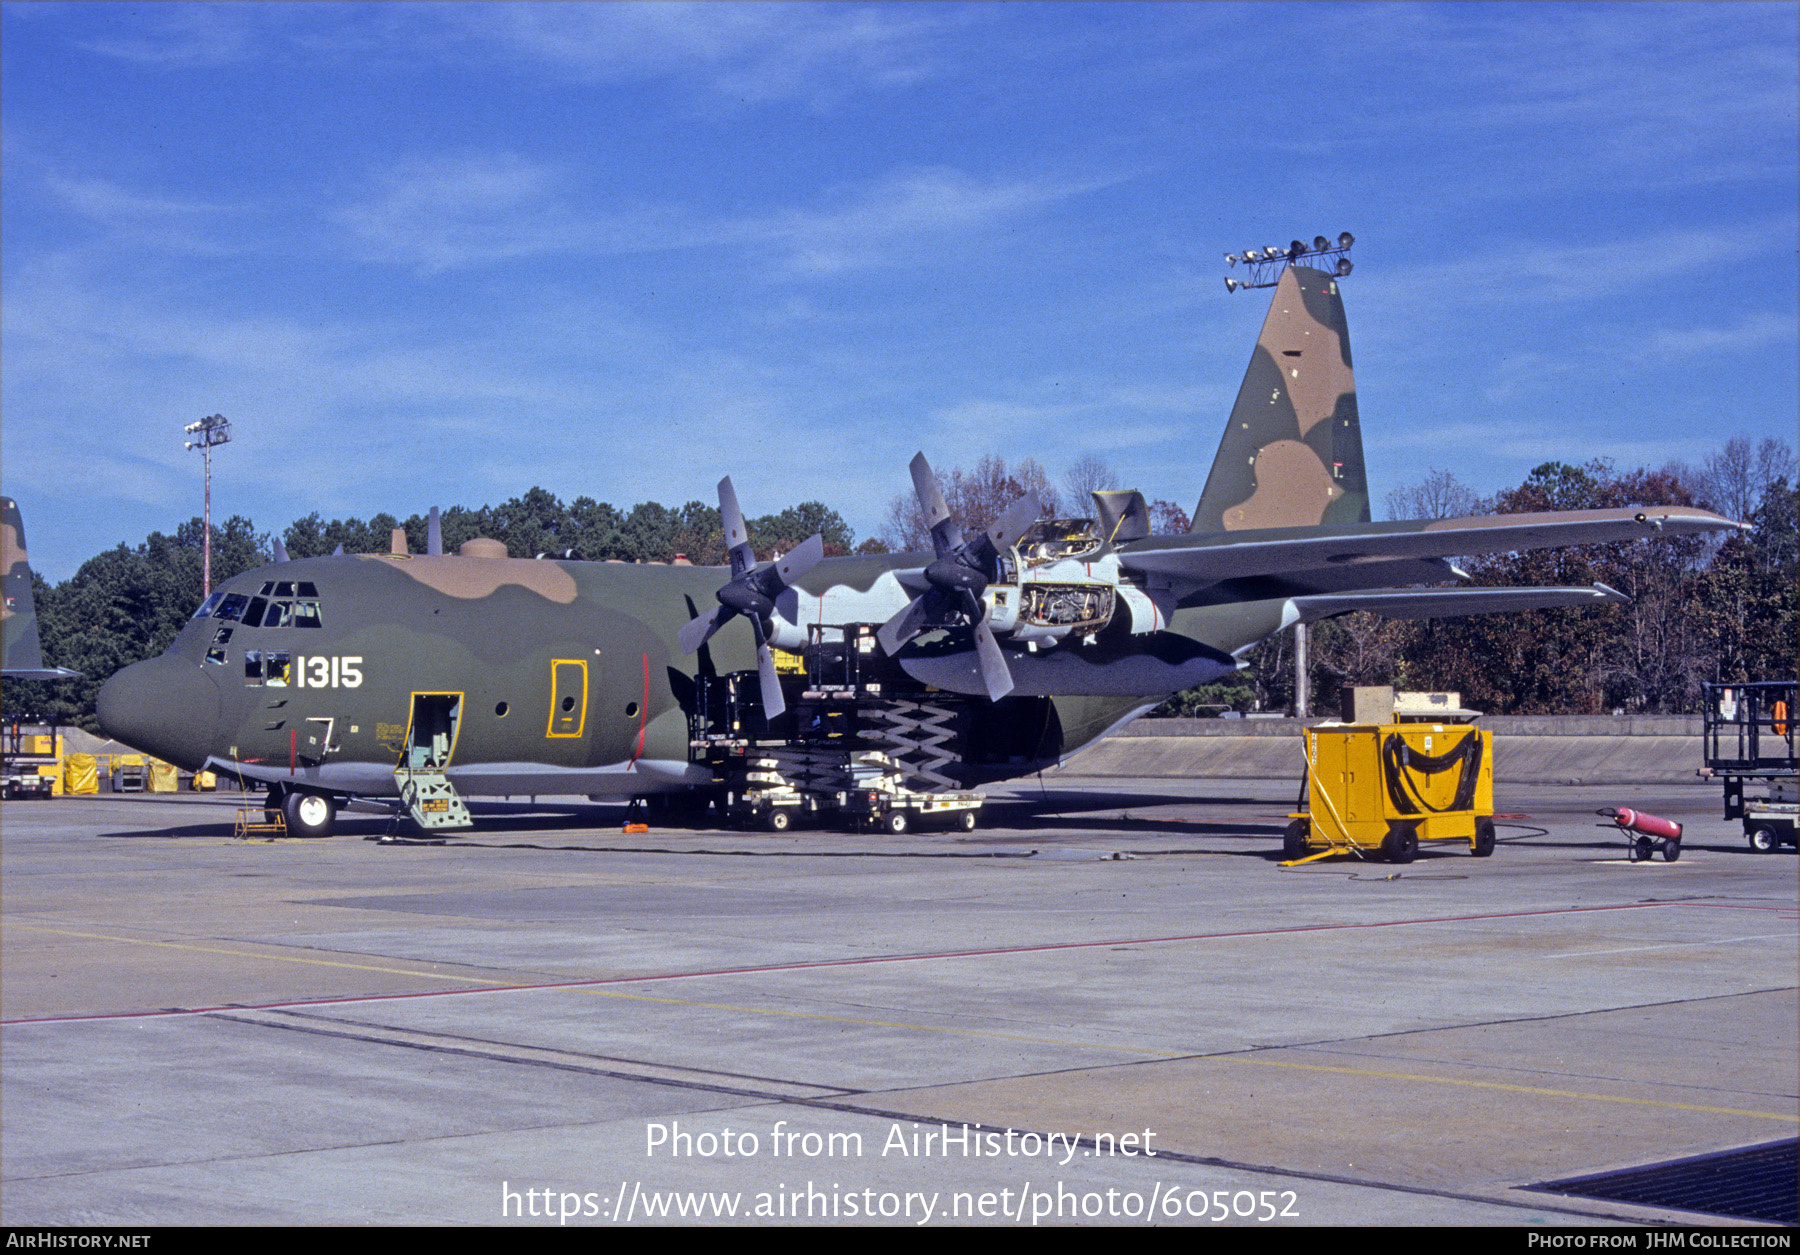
left=1056, top=716, right=1712, bottom=785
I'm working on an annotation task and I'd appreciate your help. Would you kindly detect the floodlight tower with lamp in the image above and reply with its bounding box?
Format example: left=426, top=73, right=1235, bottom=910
left=183, top=414, right=232, bottom=596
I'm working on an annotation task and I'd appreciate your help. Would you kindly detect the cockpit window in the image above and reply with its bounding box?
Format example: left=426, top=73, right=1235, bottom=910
left=296, top=582, right=317, bottom=598
left=292, top=601, right=323, bottom=629
left=215, top=593, right=251, bottom=623
left=192, top=590, right=227, bottom=620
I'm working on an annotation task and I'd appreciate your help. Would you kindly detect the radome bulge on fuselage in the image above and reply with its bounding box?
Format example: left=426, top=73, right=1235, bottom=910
left=93, top=257, right=1743, bottom=833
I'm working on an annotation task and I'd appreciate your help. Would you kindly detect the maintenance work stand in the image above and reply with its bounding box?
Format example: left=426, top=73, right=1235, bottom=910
left=689, top=623, right=985, bottom=833
left=1701, top=680, right=1798, bottom=853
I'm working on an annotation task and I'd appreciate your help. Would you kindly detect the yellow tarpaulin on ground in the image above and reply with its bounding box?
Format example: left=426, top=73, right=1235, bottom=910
left=63, top=753, right=98, bottom=795
left=191, top=770, right=216, bottom=791
left=147, top=761, right=178, bottom=792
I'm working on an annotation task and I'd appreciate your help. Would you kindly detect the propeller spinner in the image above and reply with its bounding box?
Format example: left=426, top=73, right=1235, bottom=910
left=876, top=452, right=1039, bottom=702
left=676, top=477, right=823, bottom=721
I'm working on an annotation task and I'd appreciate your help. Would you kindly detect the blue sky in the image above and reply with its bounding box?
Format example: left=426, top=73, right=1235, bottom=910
left=4, top=2, right=1795, bottom=580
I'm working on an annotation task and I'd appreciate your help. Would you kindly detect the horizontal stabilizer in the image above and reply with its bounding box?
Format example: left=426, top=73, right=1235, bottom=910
left=1286, top=582, right=1629, bottom=624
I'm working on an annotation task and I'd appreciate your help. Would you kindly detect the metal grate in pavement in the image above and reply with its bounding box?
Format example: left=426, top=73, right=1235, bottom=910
left=1530, top=1139, right=1797, bottom=1224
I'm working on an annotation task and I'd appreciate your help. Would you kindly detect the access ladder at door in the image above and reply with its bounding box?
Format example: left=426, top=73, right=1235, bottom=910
left=396, top=693, right=473, bottom=830
left=395, top=764, right=472, bottom=830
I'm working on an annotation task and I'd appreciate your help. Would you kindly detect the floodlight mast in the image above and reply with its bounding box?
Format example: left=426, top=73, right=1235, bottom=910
left=182, top=414, right=232, bottom=596
left=1220, top=231, right=1354, bottom=293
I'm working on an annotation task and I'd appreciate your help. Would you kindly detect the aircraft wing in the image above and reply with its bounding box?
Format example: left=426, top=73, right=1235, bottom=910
left=1119, top=506, right=1741, bottom=590
left=1286, top=582, right=1629, bottom=624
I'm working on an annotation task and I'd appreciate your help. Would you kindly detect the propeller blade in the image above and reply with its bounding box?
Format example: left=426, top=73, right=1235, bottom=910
left=986, top=492, right=1042, bottom=553
left=774, top=533, right=824, bottom=586
left=331, top=543, right=344, bottom=557
left=718, top=477, right=754, bottom=577
left=746, top=614, right=786, bottom=721
left=909, top=452, right=962, bottom=556
left=970, top=617, right=1016, bottom=702
left=677, top=604, right=730, bottom=654
left=272, top=537, right=290, bottom=564
left=756, top=641, right=786, bottom=721
left=427, top=506, right=442, bottom=556
left=877, top=594, right=936, bottom=656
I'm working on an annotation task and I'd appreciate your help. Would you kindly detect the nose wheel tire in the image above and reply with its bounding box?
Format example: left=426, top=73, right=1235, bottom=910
left=282, top=790, right=337, bottom=839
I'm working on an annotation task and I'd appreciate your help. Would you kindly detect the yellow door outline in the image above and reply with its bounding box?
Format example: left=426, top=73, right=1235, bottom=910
left=547, top=659, right=588, bottom=738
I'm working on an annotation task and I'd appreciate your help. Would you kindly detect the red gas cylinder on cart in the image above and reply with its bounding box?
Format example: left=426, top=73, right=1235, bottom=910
left=1607, top=808, right=1684, bottom=840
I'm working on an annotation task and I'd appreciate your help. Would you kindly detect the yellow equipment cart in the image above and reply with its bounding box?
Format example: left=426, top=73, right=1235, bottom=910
left=1286, top=718, right=1496, bottom=864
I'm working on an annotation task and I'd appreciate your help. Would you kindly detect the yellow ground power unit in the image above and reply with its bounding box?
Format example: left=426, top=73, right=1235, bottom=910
left=1286, top=722, right=1496, bottom=864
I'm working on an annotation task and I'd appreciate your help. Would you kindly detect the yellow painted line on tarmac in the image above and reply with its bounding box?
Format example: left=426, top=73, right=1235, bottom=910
left=1222, top=1055, right=1800, bottom=1123
left=567, top=985, right=1180, bottom=1058
left=0, top=922, right=504, bottom=986
left=568, top=987, right=1799, bottom=1123
left=11, top=923, right=1794, bottom=1125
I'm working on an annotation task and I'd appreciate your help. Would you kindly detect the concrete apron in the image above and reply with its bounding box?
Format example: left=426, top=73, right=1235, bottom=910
left=1058, top=717, right=1715, bottom=786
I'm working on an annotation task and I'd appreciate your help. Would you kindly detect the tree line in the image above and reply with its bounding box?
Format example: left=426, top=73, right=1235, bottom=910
left=1164, top=441, right=1797, bottom=717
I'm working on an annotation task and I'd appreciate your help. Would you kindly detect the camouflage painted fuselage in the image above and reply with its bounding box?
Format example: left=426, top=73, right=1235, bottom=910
left=96, top=549, right=1280, bottom=800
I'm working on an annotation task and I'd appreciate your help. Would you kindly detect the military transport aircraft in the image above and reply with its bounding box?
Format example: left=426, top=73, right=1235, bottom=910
left=94, top=257, right=1740, bottom=837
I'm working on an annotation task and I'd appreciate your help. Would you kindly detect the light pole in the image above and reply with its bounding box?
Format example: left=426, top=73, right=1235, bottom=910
left=183, top=414, right=232, bottom=596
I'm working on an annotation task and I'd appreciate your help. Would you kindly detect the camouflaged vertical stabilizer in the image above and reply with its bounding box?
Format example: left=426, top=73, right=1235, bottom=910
left=1, top=495, right=47, bottom=673
left=1191, top=265, right=1369, bottom=533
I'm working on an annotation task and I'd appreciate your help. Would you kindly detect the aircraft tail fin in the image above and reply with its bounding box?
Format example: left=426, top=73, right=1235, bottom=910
left=1191, top=265, right=1369, bottom=533
left=1, top=496, right=78, bottom=679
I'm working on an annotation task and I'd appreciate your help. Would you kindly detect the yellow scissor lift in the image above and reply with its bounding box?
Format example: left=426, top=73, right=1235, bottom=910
left=1284, top=688, right=1497, bottom=865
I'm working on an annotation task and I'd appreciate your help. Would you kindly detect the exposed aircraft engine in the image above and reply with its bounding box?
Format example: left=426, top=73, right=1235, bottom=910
left=1019, top=584, right=1114, bottom=631
left=876, top=453, right=1041, bottom=702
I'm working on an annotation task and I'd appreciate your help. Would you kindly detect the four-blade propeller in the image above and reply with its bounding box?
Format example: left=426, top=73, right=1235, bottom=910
left=875, top=453, right=1039, bottom=702
left=676, top=477, right=824, bottom=721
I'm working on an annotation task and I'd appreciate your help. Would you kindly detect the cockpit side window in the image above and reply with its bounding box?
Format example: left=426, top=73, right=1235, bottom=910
left=292, top=601, right=323, bottom=629
left=215, top=593, right=250, bottom=623
left=192, top=590, right=227, bottom=620
left=244, top=649, right=264, bottom=685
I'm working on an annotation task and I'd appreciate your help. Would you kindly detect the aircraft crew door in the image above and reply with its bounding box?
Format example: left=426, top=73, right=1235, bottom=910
left=396, top=693, right=472, bottom=830
left=406, top=693, right=462, bottom=770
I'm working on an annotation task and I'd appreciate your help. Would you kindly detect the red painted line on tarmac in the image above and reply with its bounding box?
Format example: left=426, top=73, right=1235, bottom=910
left=2, top=900, right=1719, bottom=1027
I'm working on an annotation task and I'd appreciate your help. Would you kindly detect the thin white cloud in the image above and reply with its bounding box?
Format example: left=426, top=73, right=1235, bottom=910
left=1637, top=313, right=1798, bottom=362
left=332, top=154, right=1108, bottom=276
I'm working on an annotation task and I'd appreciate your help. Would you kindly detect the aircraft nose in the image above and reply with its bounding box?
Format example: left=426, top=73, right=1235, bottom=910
left=96, top=655, right=221, bottom=770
